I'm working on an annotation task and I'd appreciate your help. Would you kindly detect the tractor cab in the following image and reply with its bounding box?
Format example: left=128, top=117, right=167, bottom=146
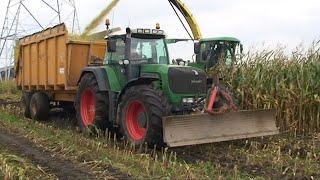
left=105, top=28, right=170, bottom=81
left=106, top=28, right=169, bottom=64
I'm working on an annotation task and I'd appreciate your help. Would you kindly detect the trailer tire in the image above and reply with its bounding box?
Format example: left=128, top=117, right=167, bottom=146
left=118, top=85, right=170, bottom=147
left=30, top=92, right=50, bottom=121
left=75, top=73, right=111, bottom=133
left=21, top=92, right=32, bottom=118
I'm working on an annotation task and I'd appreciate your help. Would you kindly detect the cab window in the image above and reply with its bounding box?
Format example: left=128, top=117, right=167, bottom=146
left=130, top=38, right=168, bottom=64
left=105, top=38, right=125, bottom=64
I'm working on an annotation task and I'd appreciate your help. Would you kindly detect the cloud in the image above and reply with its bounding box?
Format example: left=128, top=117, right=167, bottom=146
left=1, top=0, right=319, bottom=60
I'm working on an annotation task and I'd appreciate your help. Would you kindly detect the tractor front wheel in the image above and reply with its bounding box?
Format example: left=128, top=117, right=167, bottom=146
left=118, top=85, right=170, bottom=147
left=75, top=73, right=110, bottom=133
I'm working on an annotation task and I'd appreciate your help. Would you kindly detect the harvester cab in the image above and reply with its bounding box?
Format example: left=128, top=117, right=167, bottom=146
left=166, top=37, right=243, bottom=71
left=193, top=37, right=243, bottom=70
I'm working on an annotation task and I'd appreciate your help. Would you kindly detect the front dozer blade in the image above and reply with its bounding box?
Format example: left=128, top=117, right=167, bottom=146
left=163, top=109, right=278, bottom=147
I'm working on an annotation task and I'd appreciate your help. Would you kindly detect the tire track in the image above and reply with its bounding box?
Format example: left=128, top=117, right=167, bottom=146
left=0, top=126, right=96, bottom=179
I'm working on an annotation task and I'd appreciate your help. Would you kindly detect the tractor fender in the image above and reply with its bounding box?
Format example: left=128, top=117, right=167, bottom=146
left=78, top=67, right=110, bottom=91
left=78, top=67, right=120, bottom=124
left=119, top=73, right=160, bottom=98
left=115, top=73, right=160, bottom=124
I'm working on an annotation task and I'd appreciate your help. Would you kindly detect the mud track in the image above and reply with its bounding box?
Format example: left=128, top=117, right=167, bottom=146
left=0, top=125, right=97, bottom=179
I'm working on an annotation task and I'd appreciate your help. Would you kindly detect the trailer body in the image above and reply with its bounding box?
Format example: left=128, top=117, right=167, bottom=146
left=16, top=24, right=106, bottom=102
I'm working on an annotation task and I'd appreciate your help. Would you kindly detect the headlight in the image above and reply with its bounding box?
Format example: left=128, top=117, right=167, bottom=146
left=137, top=29, right=143, bottom=33
left=182, top=98, right=194, bottom=103
left=144, top=29, right=150, bottom=33
left=187, top=98, right=194, bottom=103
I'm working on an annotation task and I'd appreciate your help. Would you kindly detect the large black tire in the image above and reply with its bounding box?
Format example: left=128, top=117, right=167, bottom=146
left=75, top=73, right=111, bottom=132
left=118, top=85, right=171, bottom=147
left=29, top=92, right=50, bottom=121
left=21, top=92, right=32, bottom=118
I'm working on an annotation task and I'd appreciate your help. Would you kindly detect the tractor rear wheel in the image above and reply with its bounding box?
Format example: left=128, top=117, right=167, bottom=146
left=75, top=73, right=110, bottom=133
left=29, top=92, right=50, bottom=121
left=118, top=85, right=170, bottom=147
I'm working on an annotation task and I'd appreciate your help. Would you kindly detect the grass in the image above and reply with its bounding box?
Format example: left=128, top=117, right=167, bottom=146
left=0, top=146, right=55, bottom=179
left=0, top=81, right=20, bottom=100
left=0, top=105, right=254, bottom=179
left=0, top=104, right=319, bottom=179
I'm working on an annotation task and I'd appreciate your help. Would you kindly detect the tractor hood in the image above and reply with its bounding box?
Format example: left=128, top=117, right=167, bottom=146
left=140, top=64, right=207, bottom=105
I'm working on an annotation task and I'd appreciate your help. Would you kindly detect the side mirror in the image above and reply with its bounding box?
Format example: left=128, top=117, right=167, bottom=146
left=107, top=40, right=116, bottom=52
left=194, top=42, right=200, bottom=54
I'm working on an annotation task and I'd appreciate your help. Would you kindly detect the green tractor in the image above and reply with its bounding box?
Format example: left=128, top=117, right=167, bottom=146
left=76, top=27, right=277, bottom=147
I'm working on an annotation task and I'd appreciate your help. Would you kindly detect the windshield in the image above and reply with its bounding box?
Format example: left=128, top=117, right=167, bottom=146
left=130, top=38, right=169, bottom=64
left=200, top=41, right=241, bottom=67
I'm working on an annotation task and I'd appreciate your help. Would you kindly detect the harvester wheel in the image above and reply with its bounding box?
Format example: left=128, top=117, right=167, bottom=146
left=118, top=85, right=170, bottom=147
left=29, top=92, right=50, bottom=121
left=21, top=92, right=32, bottom=118
left=75, top=73, right=110, bottom=133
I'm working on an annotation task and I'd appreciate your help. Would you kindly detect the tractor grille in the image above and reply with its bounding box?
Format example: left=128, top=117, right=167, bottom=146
left=168, top=67, right=206, bottom=94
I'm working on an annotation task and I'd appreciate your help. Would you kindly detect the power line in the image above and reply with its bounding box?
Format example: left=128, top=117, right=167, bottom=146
left=0, top=0, right=80, bottom=81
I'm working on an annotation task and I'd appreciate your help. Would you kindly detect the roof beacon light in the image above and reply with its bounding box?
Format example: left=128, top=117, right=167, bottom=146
left=105, top=18, right=110, bottom=30
left=156, top=23, right=160, bottom=30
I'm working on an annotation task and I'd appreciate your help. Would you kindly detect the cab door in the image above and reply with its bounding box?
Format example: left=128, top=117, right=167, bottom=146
left=105, top=38, right=127, bottom=87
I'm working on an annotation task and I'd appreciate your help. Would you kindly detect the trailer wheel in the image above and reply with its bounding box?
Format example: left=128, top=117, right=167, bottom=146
left=29, top=92, right=50, bottom=121
left=118, top=85, right=170, bottom=147
left=21, top=92, right=32, bottom=118
left=75, top=73, right=110, bottom=133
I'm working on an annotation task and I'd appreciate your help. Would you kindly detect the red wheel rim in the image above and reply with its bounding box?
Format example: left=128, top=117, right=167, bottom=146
left=80, top=88, right=96, bottom=126
left=125, top=100, right=147, bottom=141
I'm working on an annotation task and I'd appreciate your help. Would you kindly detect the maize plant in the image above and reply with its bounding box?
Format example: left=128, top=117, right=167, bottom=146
left=212, top=42, right=320, bottom=133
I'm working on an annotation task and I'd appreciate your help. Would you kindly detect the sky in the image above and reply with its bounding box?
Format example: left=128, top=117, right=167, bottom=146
left=0, top=0, right=320, bottom=62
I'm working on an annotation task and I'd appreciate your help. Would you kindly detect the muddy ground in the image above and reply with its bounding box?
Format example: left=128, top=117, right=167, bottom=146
left=0, top=99, right=131, bottom=179
left=0, top=98, right=319, bottom=179
left=0, top=98, right=100, bottom=179
left=0, top=125, right=97, bottom=179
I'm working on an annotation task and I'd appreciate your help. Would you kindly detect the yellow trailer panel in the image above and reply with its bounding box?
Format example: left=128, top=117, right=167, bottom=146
left=16, top=23, right=106, bottom=101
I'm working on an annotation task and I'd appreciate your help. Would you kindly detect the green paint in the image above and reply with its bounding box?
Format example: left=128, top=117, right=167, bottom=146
left=141, top=64, right=206, bottom=105
left=104, top=66, right=122, bottom=92
left=200, top=36, right=240, bottom=43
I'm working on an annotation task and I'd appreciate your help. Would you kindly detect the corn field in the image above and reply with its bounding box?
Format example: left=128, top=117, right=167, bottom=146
left=215, top=42, right=320, bottom=133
